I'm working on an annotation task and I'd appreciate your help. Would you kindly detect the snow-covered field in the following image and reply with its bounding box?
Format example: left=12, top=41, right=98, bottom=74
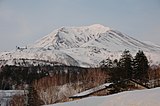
left=46, top=87, right=160, bottom=106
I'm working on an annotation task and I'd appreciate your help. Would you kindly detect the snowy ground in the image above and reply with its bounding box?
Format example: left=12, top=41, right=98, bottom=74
left=46, top=87, right=160, bottom=106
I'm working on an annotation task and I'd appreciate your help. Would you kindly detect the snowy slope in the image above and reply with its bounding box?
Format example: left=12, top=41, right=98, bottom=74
left=46, top=87, right=160, bottom=106
left=30, top=24, right=110, bottom=49
left=0, top=24, right=160, bottom=67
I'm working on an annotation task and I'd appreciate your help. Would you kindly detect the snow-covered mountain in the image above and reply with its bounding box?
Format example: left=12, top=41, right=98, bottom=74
left=1, top=24, right=160, bottom=67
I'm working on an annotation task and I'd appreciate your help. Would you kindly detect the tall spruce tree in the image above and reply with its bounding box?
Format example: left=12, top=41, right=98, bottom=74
left=133, top=50, right=149, bottom=82
left=109, top=58, right=129, bottom=93
left=109, top=59, right=121, bottom=83
left=119, top=50, right=133, bottom=79
left=99, top=58, right=113, bottom=69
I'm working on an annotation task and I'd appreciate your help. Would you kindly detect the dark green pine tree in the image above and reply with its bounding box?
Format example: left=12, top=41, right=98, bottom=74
left=109, top=61, right=121, bottom=83
left=109, top=58, right=128, bottom=93
left=119, top=50, right=133, bottom=79
left=133, top=50, right=149, bottom=82
left=99, top=58, right=113, bottom=69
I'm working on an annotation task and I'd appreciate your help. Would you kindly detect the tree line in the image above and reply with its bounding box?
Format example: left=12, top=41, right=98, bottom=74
left=100, top=50, right=149, bottom=92
left=100, top=50, right=149, bottom=82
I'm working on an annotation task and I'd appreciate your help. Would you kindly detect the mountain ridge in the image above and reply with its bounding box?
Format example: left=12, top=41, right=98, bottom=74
left=30, top=24, right=110, bottom=49
left=0, top=24, right=160, bottom=67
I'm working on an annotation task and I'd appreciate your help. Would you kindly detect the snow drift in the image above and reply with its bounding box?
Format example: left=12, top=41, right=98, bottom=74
left=46, top=87, right=160, bottom=106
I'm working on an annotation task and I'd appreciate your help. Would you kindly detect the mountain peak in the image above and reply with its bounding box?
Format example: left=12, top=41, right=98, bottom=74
left=58, top=24, right=110, bottom=32
left=30, top=24, right=110, bottom=49
left=87, top=24, right=110, bottom=32
left=89, top=24, right=106, bottom=28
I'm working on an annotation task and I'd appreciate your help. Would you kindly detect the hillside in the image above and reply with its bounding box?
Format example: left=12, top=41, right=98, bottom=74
left=0, top=24, right=160, bottom=67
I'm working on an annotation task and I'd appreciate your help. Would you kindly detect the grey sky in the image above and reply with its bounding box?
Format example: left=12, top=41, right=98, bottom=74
left=0, top=0, right=160, bottom=51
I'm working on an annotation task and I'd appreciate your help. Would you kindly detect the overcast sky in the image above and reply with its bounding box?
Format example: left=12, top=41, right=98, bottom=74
left=0, top=0, right=160, bottom=51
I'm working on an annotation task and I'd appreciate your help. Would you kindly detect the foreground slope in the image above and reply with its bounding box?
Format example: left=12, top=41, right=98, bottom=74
left=1, top=24, right=160, bottom=67
left=46, top=87, right=160, bottom=106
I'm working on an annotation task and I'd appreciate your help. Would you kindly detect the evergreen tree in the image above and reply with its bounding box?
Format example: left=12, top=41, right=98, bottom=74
left=109, top=50, right=133, bottom=93
left=109, top=63, right=121, bottom=83
left=133, top=50, right=149, bottom=82
left=109, top=59, right=128, bottom=93
left=119, top=50, right=133, bottom=79
left=99, top=58, right=113, bottom=69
